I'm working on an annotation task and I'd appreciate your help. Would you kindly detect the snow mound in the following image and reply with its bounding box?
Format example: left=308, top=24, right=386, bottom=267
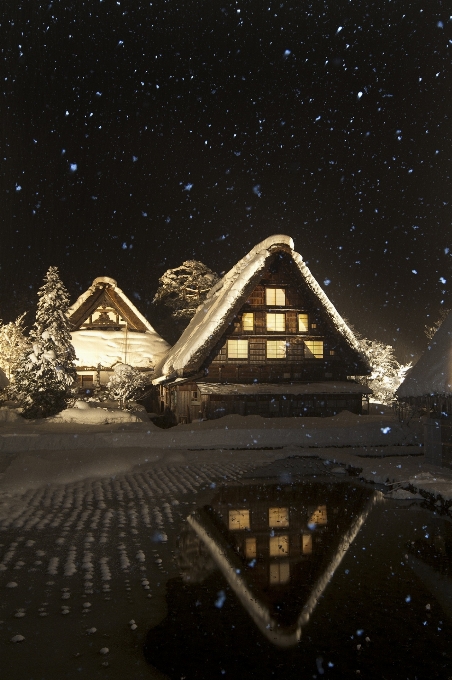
left=0, top=407, right=24, bottom=423
left=385, top=489, right=424, bottom=500
left=46, top=407, right=148, bottom=425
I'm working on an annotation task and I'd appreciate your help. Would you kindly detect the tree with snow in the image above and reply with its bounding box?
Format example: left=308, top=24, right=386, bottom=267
left=0, top=313, right=30, bottom=382
left=105, top=363, right=147, bottom=408
left=152, top=260, right=220, bottom=343
left=356, top=338, right=411, bottom=405
left=153, top=260, right=220, bottom=319
left=13, top=267, right=77, bottom=419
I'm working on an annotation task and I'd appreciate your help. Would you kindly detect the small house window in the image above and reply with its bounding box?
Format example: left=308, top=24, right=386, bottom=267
left=266, top=313, right=285, bottom=332
left=302, top=534, right=313, bottom=555
left=265, top=288, right=285, bottom=306
left=330, top=350, right=336, bottom=356
left=269, top=535, right=289, bottom=557
left=267, top=340, right=287, bottom=359
left=309, top=505, right=328, bottom=526
left=298, top=313, right=309, bottom=332
left=269, top=561, right=290, bottom=584
left=242, top=312, right=254, bottom=331
left=245, top=537, right=257, bottom=558
left=79, top=375, right=94, bottom=387
left=269, top=507, right=289, bottom=528
left=191, top=391, right=199, bottom=401
left=227, top=339, right=249, bottom=359
left=229, top=509, right=250, bottom=530
left=311, top=323, right=317, bottom=329
left=304, top=340, right=324, bottom=358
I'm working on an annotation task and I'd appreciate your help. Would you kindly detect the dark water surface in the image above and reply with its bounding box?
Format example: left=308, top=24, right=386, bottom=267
left=144, top=476, right=452, bottom=679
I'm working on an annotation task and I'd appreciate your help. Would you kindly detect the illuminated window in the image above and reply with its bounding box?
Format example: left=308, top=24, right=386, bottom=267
left=269, top=562, right=290, bottom=584
left=298, top=313, right=309, bottom=332
left=227, top=339, right=248, bottom=359
left=242, top=312, right=254, bottom=331
left=302, top=534, right=313, bottom=554
left=309, top=505, right=327, bottom=526
left=330, top=350, right=336, bottom=356
left=229, top=509, right=250, bottom=530
left=266, top=313, right=285, bottom=331
left=269, top=507, right=289, bottom=528
left=304, top=340, right=324, bottom=358
left=269, top=535, right=289, bottom=557
left=267, top=340, right=286, bottom=359
left=245, top=537, right=257, bottom=558
left=266, top=288, right=285, bottom=306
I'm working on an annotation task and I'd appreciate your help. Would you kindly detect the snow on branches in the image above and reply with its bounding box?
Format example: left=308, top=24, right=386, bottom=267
left=14, top=267, right=77, bottom=419
left=153, top=260, right=219, bottom=321
left=105, top=363, right=147, bottom=408
left=356, top=338, right=411, bottom=405
left=0, top=313, right=30, bottom=382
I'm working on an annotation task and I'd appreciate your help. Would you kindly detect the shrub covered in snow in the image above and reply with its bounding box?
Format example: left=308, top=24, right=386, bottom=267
left=356, top=338, right=411, bottom=405
left=0, top=313, right=30, bottom=385
left=105, top=363, right=148, bottom=408
left=14, top=267, right=77, bottom=419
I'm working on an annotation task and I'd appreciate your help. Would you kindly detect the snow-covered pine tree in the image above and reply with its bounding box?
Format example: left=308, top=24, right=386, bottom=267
left=0, top=313, right=30, bottom=382
left=14, top=267, right=77, bottom=419
left=153, top=260, right=219, bottom=320
left=105, top=363, right=147, bottom=408
left=356, top=338, right=411, bottom=405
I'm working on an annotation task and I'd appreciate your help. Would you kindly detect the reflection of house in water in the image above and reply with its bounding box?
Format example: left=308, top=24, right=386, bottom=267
left=182, top=480, right=380, bottom=640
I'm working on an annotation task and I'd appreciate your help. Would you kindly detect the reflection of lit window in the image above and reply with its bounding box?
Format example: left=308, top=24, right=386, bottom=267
left=227, top=339, right=248, bottom=359
left=304, top=340, right=324, bottom=358
left=229, top=509, right=250, bottom=530
left=242, top=313, right=254, bottom=331
left=269, top=507, right=289, bottom=528
left=269, top=562, right=290, bottom=584
left=309, top=505, right=327, bottom=525
left=266, top=288, right=285, bottom=306
left=302, top=534, right=313, bottom=554
left=245, top=537, right=257, bottom=558
left=266, top=313, right=285, bottom=331
left=267, top=340, right=286, bottom=359
left=298, top=313, right=309, bottom=332
left=269, top=535, right=289, bottom=556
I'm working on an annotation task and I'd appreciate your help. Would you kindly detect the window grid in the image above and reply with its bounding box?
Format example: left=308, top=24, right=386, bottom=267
left=266, top=313, right=286, bottom=332
left=304, top=340, right=324, bottom=359
left=227, top=339, right=249, bottom=359
left=242, top=312, right=254, bottom=331
left=267, top=340, right=287, bottom=359
left=265, top=288, right=286, bottom=306
left=298, top=313, right=309, bottom=332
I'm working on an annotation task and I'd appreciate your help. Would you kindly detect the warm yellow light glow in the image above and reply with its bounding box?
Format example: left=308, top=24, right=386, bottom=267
left=298, top=313, right=309, bottom=332
left=269, top=535, right=289, bottom=556
left=302, top=534, right=313, bottom=554
left=269, top=561, right=290, bottom=584
left=269, top=507, right=289, bottom=527
left=304, top=340, right=324, bottom=358
left=245, top=537, right=257, bottom=558
left=229, top=509, right=250, bottom=530
left=309, top=505, right=327, bottom=525
left=266, top=313, right=286, bottom=331
left=266, top=288, right=286, bottom=306
left=267, top=340, right=287, bottom=359
left=227, top=339, right=249, bottom=359
left=242, top=312, right=254, bottom=331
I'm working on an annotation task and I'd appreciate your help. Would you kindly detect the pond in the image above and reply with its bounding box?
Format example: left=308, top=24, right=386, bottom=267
left=144, top=472, right=452, bottom=679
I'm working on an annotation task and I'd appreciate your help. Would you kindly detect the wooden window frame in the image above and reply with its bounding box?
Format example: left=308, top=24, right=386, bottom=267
left=242, top=312, right=254, bottom=331
left=304, top=340, right=324, bottom=359
left=298, top=313, right=309, bottom=333
left=266, top=313, right=285, bottom=332
left=266, top=340, right=287, bottom=359
left=265, top=287, right=286, bottom=306
left=227, top=339, right=249, bottom=359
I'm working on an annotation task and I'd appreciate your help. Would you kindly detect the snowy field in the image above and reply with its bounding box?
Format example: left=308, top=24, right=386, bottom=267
left=0, top=456, right=262, bottom=680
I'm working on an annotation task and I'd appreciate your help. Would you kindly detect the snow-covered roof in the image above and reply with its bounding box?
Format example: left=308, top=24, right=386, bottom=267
left=196, top=381, right=371, bottom=396
left=153, top=234, right=368, bottom=382
left=68, top=277, right=161, bottom=335
left=397, top=311, right=452, bottom=397
left=71, top=329, right=169, bottom=370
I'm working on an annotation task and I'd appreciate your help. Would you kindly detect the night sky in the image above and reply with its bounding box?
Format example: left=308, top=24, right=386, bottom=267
left=3, top=1, right=452, bottom=362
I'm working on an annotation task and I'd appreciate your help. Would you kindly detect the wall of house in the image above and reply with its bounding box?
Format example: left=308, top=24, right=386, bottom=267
left=202, top=255, right=363, bottom=384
